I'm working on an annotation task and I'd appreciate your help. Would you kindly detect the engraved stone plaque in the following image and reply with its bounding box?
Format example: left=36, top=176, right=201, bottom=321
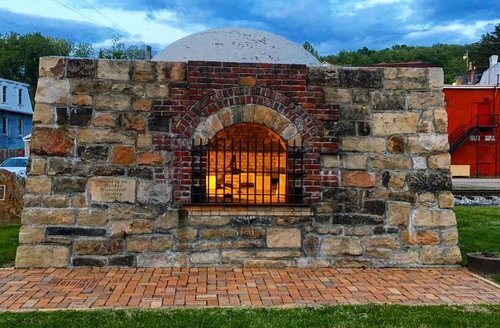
left=89, top=178, right=135, bottom=203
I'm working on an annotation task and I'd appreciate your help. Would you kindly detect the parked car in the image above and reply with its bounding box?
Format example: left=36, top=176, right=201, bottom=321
left=0, top=156, right=28, bottom=178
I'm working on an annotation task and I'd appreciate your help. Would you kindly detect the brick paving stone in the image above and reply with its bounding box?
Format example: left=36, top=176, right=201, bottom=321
left=0, top=268, right=498, bottom=310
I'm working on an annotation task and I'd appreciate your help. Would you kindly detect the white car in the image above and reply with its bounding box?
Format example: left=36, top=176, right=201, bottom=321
left=0, top=157, right=28, bottom=178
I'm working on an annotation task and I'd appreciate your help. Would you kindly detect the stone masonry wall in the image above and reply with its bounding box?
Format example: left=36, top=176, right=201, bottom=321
left=15, top=57, right=461, bottom=268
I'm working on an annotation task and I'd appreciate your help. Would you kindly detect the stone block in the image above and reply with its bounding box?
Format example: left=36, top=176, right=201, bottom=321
left=428, top=153, right=451, bottom=170
left=428, top=68, right=444, bottom=90
left=371, top=90, right=406, bottom=111
left=97, top=60, right=131, bottom=81
left=342, top=137, right=386, bottom=153
left=127, top=235, right=173, bottom=252
left=412, top=209, right=456, bottom=227
left=321, top=237, right=362, bottom=256
left=388, top=172, right=406, bottom=189
left=137, top=180, right=171, bottom=205
left=392, top=251, right=419, bottom=265
left=110, top=145, right=136, bottom=165
left=434, top=109, right=448, bottom=133
left=22, top=208, right=75, bottom=225
left=364, top=236, right=400, bottom=249
left=69, top=107, right=93, bottom=126
left=42, top=195, right=69, bottom=208
left=266, top=228, right=301, bottom=248
left=344, top=226, right=372, bottom=236
left=155, top=210, right=179, bottom=230
left=407, top=134, right=449, bottom=154
left=200, top=228, right=238, bottom=239
left=33, top=103, right=53, bottom=124
left=321, top=155, right=340, bottom=168
left=420, top=245, right=461, bottom=264
left=137, top=151, right=163, bottom=166
left=344, top=154, right=367, bottom=170
left=132, top=61, right=155, bottom=82
left=95, top=94, right=131, bottom=111
left=133, top=99, right=153, bottom=112
left=438, top=192, right=454, bottom=209
left=72, top=94, right=93, bottom=106
left=53, top=177, right=87, bottom=194
left=145, top=84, right=169, bottom=98
left=189, top=216, right=230, bottom=227
left=73, top=239, right=123, bottom=255
left=338, top=68, right=382, bottom=89
left=122, top=113, right=146, bottom=132
left=240, top=227, right=265, bottom=239
left=110, top=219, right=153, bottom=237
left=15, top=245, right=69, bottom=268
left=31, top=127, right=74, bottom=156
left=77, top=128, right=132, bottom=144
left=72, top=257, right=106, bottom=267
left=39, top=57, right=65, bottom=78
left=77, top=145, right=109, bottom=160
left=18, top=226, right=44, bottom=244
left=109, top=255, right=135, bottom=266
left=190, top=251, right=220, bottom=265
left=93, top=112, right=119, bottom=127
left=137, top=134, right=153, bottom=149
left=402, top=230, right=439, bottom=245
left=77, top=209, right=109, bottom=226
left=441, top=229, right=459, bottom=245
left=372, top=112, right=419, bottom=136
left=342, top=171, right=380, bottom=188
left=386, top=202, right=410, bottom=226
left=35, top=77, right=70, bottom=104
left=387, top=135, right=405, bottom=154
left=370, top=155, right=411, bottom=170
left=137, top=252, right=187, bottom=267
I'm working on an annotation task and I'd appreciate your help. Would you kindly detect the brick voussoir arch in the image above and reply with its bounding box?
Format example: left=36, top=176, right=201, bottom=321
left=176, top=86, right=321, bottom=140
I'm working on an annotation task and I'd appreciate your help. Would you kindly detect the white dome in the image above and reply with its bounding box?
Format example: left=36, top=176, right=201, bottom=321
left=152, top=28, right=321, bottom=66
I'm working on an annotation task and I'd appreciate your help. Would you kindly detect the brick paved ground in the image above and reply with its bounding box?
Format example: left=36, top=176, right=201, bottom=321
left=0, top=267, right=498, bottom=311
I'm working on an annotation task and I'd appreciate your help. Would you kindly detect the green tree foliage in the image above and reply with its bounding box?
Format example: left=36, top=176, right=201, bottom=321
left=303, top=41, right=320, bottom=60
left=97, top=35, right=146, bottom=60
left=0, top=32, right=71, bottom=94
left=71, top=42, right=95, bottom=58
left=470, top=23, right=500, bottom=72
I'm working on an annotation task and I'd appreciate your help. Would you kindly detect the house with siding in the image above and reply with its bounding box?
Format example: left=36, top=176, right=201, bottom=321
left=0, top=78, right=33, bottom=152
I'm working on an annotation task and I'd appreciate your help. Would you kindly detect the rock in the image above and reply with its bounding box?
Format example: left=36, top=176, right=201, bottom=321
left=342, top=171, right=380, bottom=188
left=428, top=153, right=451, bottom=170
left=137, top=252, right=187, bottom=267
left=371, top=90, right=406, bottom=111
left=407, top=134, right=449, bottom=154
left=127, top=236, right=173, bottom=252
left=342, top=137, right=386, bottom=153
left=386, top=202, right=410, bottom=226
left=73, top=239, right=123, bottom=255
left=266, top=228, right=301, bottom=248
left=31, top=127, right=74, bottom=156
left=137, top=180, right=171, bottom=205
left=15, top=245, right=69, bottom=268
left=109, top=219, right=153, bottom=237
left=110, top=145, right=136, bottom=165
left=372, top=112, right=419, bottom=136
left=364, top=236, right=400, bottom=249
left=97, top=60, right=131, bottom=81
left=22, top=208, right=74, bottom=225
left=412, top=209, right=456, bottom=227
left=89, top=178, right=136, bottom=203
left=137, top=152, right=164, bottom=166
left=35, top=77, right=70, bottom=104
left=402, top=230, right=439, bottom=245
left=420, top=245, right=461, bottom=264
left=438, top=192, right=454, bottom=209
left=39, top=57, right=66, bottom=78
left=0, top=170, right=25, bottom=224
left=18, top=226, right=44, bottom=244
left=321, top=237, right=362, bottom=256
left=190, top=251, right=220, bottom=265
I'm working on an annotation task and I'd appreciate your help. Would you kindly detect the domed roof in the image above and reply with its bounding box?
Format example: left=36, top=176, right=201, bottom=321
left=152, top=28, right=321, bottom=66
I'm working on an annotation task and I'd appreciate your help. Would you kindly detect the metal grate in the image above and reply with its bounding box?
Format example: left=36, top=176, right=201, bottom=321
left=191, top=138, right=304, bottom=204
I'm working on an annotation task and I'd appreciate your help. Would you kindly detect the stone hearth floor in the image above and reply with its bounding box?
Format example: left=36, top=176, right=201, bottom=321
left=0, top=267, right=498, bottom=311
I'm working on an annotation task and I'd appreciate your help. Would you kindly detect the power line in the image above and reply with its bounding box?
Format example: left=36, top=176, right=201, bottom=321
left=78, top=0, right=147, bottom=46
left=51, top=0, right=146, bottom=47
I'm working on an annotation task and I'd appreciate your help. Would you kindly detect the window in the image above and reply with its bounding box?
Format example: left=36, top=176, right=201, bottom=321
left=191, top=123, right=304, bottom=204
left=18, top=89, right=22, bottom=105
left=1, top=86, right=6, bottom=103
left=17, top=118, right=23, bottom=136
left=2, top=116, right=7, bottom=135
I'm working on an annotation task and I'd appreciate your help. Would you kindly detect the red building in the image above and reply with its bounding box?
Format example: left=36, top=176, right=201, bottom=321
left=444, top=85, right=500, bottom=177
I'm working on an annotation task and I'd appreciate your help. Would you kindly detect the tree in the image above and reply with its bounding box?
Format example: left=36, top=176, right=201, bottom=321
left=471, top=23, right=500, bottom=72
left=71, top=42, right=95, bottom=58
left=0, top=32, right=71, bottom=99
left=97, top=35, right=146, bottom=60
left=303, top=41, right=321, bottom=61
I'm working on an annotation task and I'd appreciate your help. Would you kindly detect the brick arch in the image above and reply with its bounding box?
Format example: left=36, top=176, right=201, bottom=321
left=175, top=86, right=321, bottom=143
left=191, top=104, right=302, bottom=146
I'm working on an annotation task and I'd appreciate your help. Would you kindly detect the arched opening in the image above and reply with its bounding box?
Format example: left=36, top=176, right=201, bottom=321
left=191, top=123, right=304, bottom=204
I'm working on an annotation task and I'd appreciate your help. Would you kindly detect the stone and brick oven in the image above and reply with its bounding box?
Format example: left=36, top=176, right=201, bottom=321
left=15, top=56, right=461, bottom=268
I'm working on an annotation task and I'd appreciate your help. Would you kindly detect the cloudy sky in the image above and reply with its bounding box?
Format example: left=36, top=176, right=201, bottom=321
left=0, top=0, right=498, bottom=56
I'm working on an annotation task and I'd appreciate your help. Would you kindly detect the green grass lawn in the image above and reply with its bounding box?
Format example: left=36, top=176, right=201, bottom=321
left=0, top=224, right=20, bottom=267
left=0, top=305, right=498, bottom=328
